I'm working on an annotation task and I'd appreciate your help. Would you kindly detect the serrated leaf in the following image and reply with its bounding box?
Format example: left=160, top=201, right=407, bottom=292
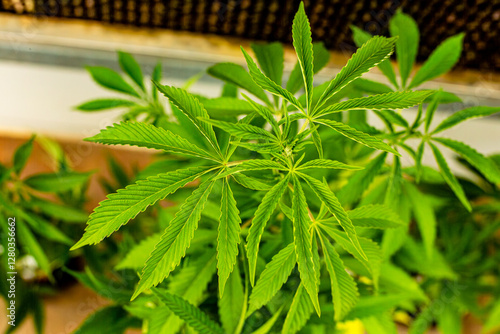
left=389, top=11, right=419, bottom=88
left=251, top=42, right=284, bottom=86
left=72, top=166, right=212, bottom=249
left=298, top=173, right=366, bottom=260
left=429, top=142, right=471, bottom=211
left=86, top=66, right=139, bottom=97
left=297, top=159, right=362, bottom=171
left=207, top=63, right=271, bottom=105
left=287, top=42, right=330, bottom=94
left=350, top=26, right=398, bottom=88
left=248, top=243, right=296, bottom=314
left=133, top=179, right=216, bottom=299
left=292, top=176, right=320, bottom=315
left=347, top=204, right=404, bottom=229
left=314, top=36, right=397, bottom=113
left=155, top=84, right=221, bottom=154
left=317, top=229, right=359, bottom=321
left=200, top=117, right=276, bottom=141
left=282, top=283, right=314, bottom=334
left=159, top=251, right=217, bottom=334
left=404, top=182, right=436, bottom=258
left=432, top=106, right=500, bottom=134
left=25, top=171, right=91, bottom=193
left=409, top=33, right=464, bottom=89
left=247, top=174, right=290, bottom=286
left=292, top=2, right=314, bottom=113
left=219, top=264, right=244, bottom=334
left=118, top=51, right=144, bottom=90
left=337, top=152, right=387, bottom=206
left=316, top=119, right=400, bottom=155
left=315, top=90, right=433, bottom=117
left=153, top=290, right=224, bottom=334
left=86, top=121, right=218, bottom=161
left=432, top=137, right=500, bottom=184
left=13, top=135, right=34, bottom=175
left=76, top=98, right=136, bottom=112
left=241, top=47, right=304, bottom=112
left=217, top=179, right=241, bottom=296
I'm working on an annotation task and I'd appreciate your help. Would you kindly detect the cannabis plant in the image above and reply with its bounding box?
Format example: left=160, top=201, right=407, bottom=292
left=0, top=137, right=90, bottom=332
left=71, top=4, right=500, bottom=333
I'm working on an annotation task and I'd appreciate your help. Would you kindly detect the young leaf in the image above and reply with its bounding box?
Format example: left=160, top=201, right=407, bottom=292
left=207, top=62, right=271, bottom=105
left=405, top=182, right=436, bottom=258
left=25, top=171, right=91, bottom=193
left=432, top=106, right=500, bottom=134
left=429, top=142, right=471, bottom=211
left=282, top=284, right=314, bottom=334
left=217, top=179, right=241, bottom=297
left=241, top=47, right=304, bottom=112
left=408, top=33, right=465, bottom=89
left=318, top=229, right=359, bottom=321
left=314, top=36, right=397, bottom=112
left=200, top=117, right=276, bottom=141
left=298, top=173, right=366, bottom=260
left=432, top=137, right=500, bottom=184
left=291, top=176, right=320, bottom=315
left=13, top=135, right=34, bottom=175
left=118, top=51, right=144, bottom=90
left=232, top=173, right=271, bottom=191
left=133, top=178, right=216, bottom=299
left=350, top=25, right=398, bottom=88
left=248, top=243, right=296, bottom=314
left=153, top=290, right=224, bottom=334
left=315, top=90, right=433, bottom=117
left=251, top=42, right=284, bottom=86
left=76, top=98, right=136, bottom=111
left=72, top=166, right=213, bottom=249
left=297, top=159, right=362, bottom=171
left=316, top=119, right=400, bottom=155
left=389, top=11, right=419, bottom=88
left=347, top=204, right=404, bottom=229
left=292, top=2, right=314, bottom=113
left=86, top=122, right=218, bottom=161
left=247, top=175, right=290, bottom=286
left=155, top=84, right=221, bottom=154
left=86, top=66, right=140, bottom=97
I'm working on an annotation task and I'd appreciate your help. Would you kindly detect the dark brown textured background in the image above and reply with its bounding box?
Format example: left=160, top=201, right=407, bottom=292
left=0, top=0, right=499, bottom=71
